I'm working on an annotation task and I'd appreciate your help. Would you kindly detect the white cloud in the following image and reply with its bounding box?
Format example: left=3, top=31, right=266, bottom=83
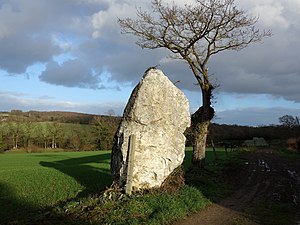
left=254, top=3, right=288, bottom=28
left=91, top=11, right=108, bottom=38
left=90, top=1, right=139, bottom=39
left=0, top=91, right=125, bottom=115
left=241, top=0, right=300, bottom=29
left=51, top=34, right=73, bottom=51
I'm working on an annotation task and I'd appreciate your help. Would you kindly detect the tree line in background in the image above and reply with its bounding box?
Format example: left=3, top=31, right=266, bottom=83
left=0, top=111, right=120, bottom=152
left=0, top=111, right=299, bottom=152
left=187, top=114, right=300, bottom=148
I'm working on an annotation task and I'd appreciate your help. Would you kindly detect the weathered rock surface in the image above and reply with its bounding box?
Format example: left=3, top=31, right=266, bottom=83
left=111, top=68, right=190, bottom=190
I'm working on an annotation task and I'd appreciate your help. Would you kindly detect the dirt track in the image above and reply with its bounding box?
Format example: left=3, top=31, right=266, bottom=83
left=174, top=149, right=300, bottom=225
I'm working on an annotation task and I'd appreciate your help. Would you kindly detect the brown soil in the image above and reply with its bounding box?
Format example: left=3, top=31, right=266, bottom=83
left=173, top=149, right=300, bottom=225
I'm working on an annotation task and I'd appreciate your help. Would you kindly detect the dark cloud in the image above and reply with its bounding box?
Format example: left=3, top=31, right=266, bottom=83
left=0, top=36, right=61, bottom=74
left=209, top=35, right=300, bottom=103
left=39, top=60, right=101, bottom=89
left=216, top=107, right=300, bottom=126
left=77, top=37, right=170, bottom=85
left=200, top=0, right=300, bottom=104
left=0, top=0, right=107, bottom=82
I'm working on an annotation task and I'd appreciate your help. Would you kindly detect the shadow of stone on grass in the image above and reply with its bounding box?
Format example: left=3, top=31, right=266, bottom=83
left=0, top=182, right=92, bottom=225
left=40, top=153, right=112, bottom=197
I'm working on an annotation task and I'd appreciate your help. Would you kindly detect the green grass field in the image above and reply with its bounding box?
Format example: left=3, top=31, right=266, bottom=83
left=0, top=151, right=111, bottom=223
left=0, top=148, right=232, bottom=224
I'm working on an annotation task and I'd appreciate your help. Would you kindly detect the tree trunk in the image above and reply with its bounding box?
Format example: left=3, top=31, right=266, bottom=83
left=191, top=86, right=214, bottom=168
left=192, top=120, right=210, bottom=168
left=52, top=135, right=56, bottom=148
left=13, top=134, right=19, bottom=149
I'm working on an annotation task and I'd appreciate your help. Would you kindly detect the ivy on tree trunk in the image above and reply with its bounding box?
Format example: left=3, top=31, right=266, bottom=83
left=191, top=87, right=215, bottom=168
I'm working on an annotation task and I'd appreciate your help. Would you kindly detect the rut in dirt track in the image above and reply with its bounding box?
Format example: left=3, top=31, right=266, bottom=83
left=174, top=149, right=300, bottom=225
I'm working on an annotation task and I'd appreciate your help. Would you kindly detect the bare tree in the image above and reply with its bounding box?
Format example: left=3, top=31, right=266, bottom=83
left=23, top=120, right=34, bottom=148
left=7, top=120, right=24, bottom=149
left=48, top=122, right=63, bottom=149
left=279, top=115, right=299, bottom=128
left=35, top=122, right=51, bottom=149
left=119, top=0, right=271, bottom=167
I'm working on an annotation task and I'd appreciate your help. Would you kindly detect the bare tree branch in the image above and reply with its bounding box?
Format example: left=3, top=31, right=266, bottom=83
left=119, top=0, right=271, bottom=91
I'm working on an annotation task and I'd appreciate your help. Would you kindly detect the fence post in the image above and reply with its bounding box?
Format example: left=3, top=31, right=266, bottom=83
left=125, top=134, right=136, bottom=195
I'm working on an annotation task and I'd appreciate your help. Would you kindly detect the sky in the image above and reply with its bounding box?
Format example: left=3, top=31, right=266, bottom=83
left=0, top=0, right=300, bottom=126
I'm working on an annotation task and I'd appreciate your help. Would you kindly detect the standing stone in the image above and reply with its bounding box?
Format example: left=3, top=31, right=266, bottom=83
left=111, top=68, right=190, bottom=190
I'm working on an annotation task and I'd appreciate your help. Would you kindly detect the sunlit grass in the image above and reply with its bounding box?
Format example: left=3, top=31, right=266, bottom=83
left=0, top=151, right=111, bottom=223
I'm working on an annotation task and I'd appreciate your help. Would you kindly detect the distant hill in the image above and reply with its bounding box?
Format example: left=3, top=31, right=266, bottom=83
left=0, top=110, right=121, bottom=125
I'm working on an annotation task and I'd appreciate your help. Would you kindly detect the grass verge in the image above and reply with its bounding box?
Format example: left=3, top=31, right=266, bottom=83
left=50, top=185, right=211, bottom=225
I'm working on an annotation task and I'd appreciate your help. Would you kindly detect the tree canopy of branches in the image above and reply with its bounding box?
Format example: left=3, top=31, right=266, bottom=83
left=279, top=115, right=300, bottom=128
left=119, top=0, right=271, bottom=167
